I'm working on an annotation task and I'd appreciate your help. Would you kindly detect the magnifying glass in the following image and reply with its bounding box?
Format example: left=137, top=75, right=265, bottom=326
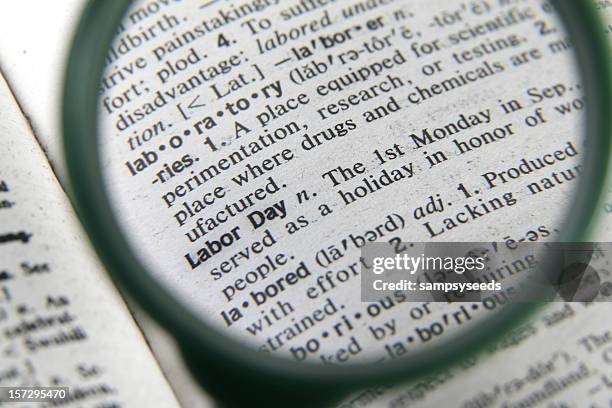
left=63, top=0, right=611, bottom=406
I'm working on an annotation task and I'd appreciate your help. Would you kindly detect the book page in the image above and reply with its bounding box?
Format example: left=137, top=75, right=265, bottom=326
left=0, top=73, right=180, bottom=406
left=97, top=0, right=612, bottom=404
left=0, top=0, right=85, bottom=181
left=0, top=4, right=216, bottom=407
left=2, top=0, right=612, bottom=407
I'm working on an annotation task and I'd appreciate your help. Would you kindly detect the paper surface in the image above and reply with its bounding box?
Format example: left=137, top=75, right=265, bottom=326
left=0, top=72, right=180, bottom=407
left=1, top=0, right=611, bottom=406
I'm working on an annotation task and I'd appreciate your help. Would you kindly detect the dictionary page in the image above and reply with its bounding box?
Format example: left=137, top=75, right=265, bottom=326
left=0, top=3, right=216, bottom=407
left=97, top=0, right=612, bottom=405
left=0, top=73, right=181, bottom=406
left=343, top=2, right=612, bottom=405
left=2, top=0, right=612, bottom=407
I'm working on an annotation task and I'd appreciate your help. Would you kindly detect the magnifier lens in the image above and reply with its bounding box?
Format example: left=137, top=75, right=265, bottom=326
left=97, top=0, right=590, bottom=366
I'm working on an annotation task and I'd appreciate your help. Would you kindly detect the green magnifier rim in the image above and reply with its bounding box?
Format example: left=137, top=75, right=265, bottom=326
left=63, top=0, right=611, bottom=405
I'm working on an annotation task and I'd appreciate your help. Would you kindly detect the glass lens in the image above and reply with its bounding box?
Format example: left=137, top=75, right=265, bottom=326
left=97, top=0, right=590, bottom=365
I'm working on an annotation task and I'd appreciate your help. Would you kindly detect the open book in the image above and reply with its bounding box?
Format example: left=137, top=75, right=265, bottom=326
left=1, top=0, right=612, bottom=407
